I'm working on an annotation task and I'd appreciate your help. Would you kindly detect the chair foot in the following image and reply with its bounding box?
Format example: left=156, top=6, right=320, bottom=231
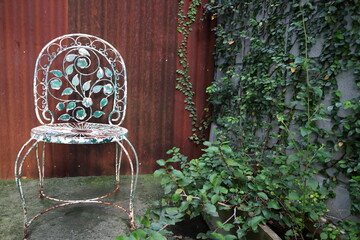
left=39, top=190, right=45, bottom=198
left=130, top=217, right=136, bottom=231
left=23, top=223, right=29, bottom=240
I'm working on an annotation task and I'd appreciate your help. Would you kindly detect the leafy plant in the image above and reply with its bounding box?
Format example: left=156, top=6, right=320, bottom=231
left=203, top=0, right=360, bottom=238
left=117, top=0, right=360, bottom=239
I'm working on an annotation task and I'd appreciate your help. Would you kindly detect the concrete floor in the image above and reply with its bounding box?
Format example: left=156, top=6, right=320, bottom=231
left=0, top=175, right=167, bottom=240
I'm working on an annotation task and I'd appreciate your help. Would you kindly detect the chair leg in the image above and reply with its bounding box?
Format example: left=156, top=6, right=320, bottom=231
left=16, top=138, right=138, bottom=237
left=116, top=137, right=139, bottom=230
left=115, top=141, right=123, bottom=185
left=35, top=142, right=46, bottom=198
left=15, top=138, right=39, bottom=239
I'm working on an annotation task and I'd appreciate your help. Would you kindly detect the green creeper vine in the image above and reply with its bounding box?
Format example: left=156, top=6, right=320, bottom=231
left=117, top=1, right=360, bottom=239
left=176, top=0, right=209, bottom=144
left=205, top=0, right=360, bottom=237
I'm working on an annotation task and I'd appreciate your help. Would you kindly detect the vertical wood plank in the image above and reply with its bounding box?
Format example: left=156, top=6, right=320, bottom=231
left=0, top=0, right=68, bottom=179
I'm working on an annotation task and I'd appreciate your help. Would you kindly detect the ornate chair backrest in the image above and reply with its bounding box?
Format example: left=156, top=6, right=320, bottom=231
left=34, top=34, right=127, bottom=125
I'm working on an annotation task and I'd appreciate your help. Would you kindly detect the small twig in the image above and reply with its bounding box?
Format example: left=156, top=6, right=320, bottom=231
left=214, top=207, right=237, bottom=233
left=158, top=224, right=170, bottom=232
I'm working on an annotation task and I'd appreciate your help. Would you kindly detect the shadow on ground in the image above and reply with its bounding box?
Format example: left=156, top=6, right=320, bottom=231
left=0, top=175, right=206, bottom=240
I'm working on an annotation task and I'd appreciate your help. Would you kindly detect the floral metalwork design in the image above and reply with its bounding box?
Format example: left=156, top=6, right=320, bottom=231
left=31, top=122, right=128, bottom=144
left=15, top=34, right=138, bottom=239
left=34, top=34, right=127, bottom=125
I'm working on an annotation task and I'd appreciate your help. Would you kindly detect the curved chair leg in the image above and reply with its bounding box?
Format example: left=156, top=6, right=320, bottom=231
left=115, top=141, right=123, bottom=184
left=35, top=142, right=46, bottom=197
left=15, top=138, right=40, bottom=239
left=115, top=137, right=139, bottom=230
left=16, top=138, right=138, bottom=237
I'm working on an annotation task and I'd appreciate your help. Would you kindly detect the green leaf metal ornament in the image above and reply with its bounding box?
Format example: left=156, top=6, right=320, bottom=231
left=65, top=64, right=74, bottom=75
left=93, top=85, right=103, bottom=93
left=76, top=109, right=86, bottom=120
left=103, top=84, right=114, bottom=95
left=65, top=54, right=77, bottom=62
left=72, top=74, right=80, bottom=86
left=66, top=102, right=76, bottom=111
left=76, top=58, right=88, bottom=69
left=83, top=81, right=91, bottom=91
left=58, top=113, right=70, bottom=121
left=93, top=111, right=105, bottom=118
left=50, top=70, right=63, bottom=77
left=62, top=88, right=73, bottom=96
left=50, top=79, right=62, bottom=90
left=104, top=67, right=113, bottom=77
left=100, top=98, right=108, bottom=109
left=56, top=102, right=65, bottom=111
left=97, top=68, right=104, bottom=78
left=78, top=48, right=90, bottom=56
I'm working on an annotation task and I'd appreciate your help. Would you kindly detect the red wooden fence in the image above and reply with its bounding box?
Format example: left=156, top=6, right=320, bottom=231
left=0, top=0, right=214, bottom=179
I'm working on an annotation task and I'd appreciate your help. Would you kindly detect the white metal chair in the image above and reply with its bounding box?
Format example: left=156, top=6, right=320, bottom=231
left=15, top=33, right=139, bottom=239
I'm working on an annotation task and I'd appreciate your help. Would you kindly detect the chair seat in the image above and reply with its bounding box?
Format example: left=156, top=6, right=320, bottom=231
left=31, top=122, right=128, bottom=144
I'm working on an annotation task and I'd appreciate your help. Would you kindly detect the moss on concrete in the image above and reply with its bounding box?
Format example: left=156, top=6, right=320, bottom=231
left=0, top=175, right=162, bottom=240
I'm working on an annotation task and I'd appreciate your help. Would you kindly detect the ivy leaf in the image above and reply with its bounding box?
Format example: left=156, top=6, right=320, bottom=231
left=334, top=91, right=342, bottom=97
left=76, top=109, right=86, bottom=120
left=93, top=111, right=105, bottom=118
left=65, top=54, right=77, bottom=62
left=294, top=56, right=304, bottom=64
left=225, top=158, right=239, bottom=166
left=334, top=30, right=344, bottom=40
left=267, top=200, right=281, bottom=209
left=320, top=232, right=328, bottom=239
left=211, top=194, right=220, bottom=204
left=288, top=153, right=299, bottom=163
left=204, top=203, right=218, bottom=217
left=50, top=70, right=63, bottom=77
left=93, top=85, right=103, bottom=93
left=72, top=74, right=80, bottom=86
left=313, top=87, right=323, bottom=97
left=50, top=79, right=62, bottom=90
left=165, top=207, right=179, bottom=216
left=289, top=191, right=300, bottom=200
left=310, top=211, right=319, bottom=221
left=97, top=68, right=104, bottom=78
left=58, top=114, right=70, bottom=121
left=156, top=159, right=166, bottom=166
left=257, top=192, right=268, bottom=200
left=104, top=67, right=113, bottom=77
left=307, top=178, right=318, bottom=190
left=100, top=98, right=108, bottom=109
left=220, top=144, right=233, bottom=154
left=56, top=102, right=65, bottom=111
left=149, top=231, right=167, bottom=240
left=82, top=81, right=91, bottom=91
left=62, top=88, right=73, bottom=96
left=248, top=216, right=265, bottom=231
left=66, top=102, right=76, bottom=111
left=299, top=127, right=312, bottom=137
left=65, top=64, right=74, bottom=75
left=153, top=168, right=166, bottom=177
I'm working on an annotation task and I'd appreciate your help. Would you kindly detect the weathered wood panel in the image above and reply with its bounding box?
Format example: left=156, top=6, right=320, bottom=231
left=0, top=0, right=69, bottom=179
left=66, top=0, right=178, bottom=176
left=0, top=0, right=214, bottom=179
